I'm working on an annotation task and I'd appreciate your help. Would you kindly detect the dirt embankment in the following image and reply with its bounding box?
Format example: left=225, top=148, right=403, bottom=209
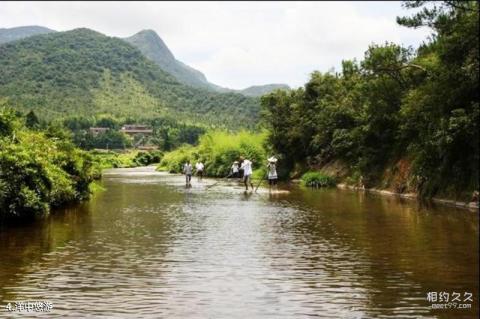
left=306, top=159, right=479, bottom=211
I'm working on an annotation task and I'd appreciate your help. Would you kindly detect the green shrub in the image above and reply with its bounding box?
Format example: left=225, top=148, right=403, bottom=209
left=158, top=145, right=198, bottom=173
left=197, top=130, right=267, bottom=177
left=252, top=166, right=267, bottom=180
left=90, top=150, right=138, bottom=169
left=0, top=108, right=96, bottom=219
left=301, top=171, right=336, bottom=187
left=133, top=150, right=163, bottom=166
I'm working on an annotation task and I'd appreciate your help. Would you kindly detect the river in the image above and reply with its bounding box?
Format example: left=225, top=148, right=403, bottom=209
left=0, top=167, right=478, bottom=318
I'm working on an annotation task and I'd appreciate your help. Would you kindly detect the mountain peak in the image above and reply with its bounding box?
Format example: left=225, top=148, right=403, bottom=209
left=124, top=30, right=291, bottom=95
left=240, top=84, right=291, bottom=97
left=123, top=30, right=214, bottom=89
left=125, top=29, right=175, bottom=61
left=137, top=29, right=158, bottom=36
left=0, top=25, right=55, bottom=44
left=67, top=28, right=104, bottom=36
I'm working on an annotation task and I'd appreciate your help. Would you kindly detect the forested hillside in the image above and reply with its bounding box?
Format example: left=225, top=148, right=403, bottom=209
left=0, top=26, right=290, bottom=98
left=0, top=25, right=54, bottom=44
left=0, top=28, right=260, bottom=129
left=261, top=1, right=479, bottom=200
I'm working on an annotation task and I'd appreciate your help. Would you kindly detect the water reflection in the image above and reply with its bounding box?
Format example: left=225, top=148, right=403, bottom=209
left=0, top=167, right=477, bottom=318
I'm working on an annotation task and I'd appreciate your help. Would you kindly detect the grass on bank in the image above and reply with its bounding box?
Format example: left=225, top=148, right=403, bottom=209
left=301, top=171, right=336, bottom=187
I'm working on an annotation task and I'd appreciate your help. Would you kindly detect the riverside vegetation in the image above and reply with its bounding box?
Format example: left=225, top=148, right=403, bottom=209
left=0, top=104, right=164, bottom=221
left=0, top=106, right=97, bottom=220
left=260, top=1, right=479, bottom=201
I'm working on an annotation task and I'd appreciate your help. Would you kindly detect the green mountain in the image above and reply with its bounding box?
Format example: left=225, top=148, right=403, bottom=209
left=0, top=26, right=55, bottom=44
left=0, top=26, right=290, bottom=97
left=240, top=84, right=290, bottom=97
left=124, top=29, right=290, bottom=96
left=124, top=30, right=213, bottom=90
left=0, top=28, right=260, bottom=128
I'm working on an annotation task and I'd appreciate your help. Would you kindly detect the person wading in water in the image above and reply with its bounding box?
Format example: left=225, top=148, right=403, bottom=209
left=183, top=160, right=193, bottom=187
left=195, top=160, right=204, bottom=181
left=240, top=156, right=254, bottom=191
left=231, top=161, right=240, bottom=178
left=267, top=156, right=278, bottom=192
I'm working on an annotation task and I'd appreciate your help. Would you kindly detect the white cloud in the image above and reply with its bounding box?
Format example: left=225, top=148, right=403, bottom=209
left=0, top=1, right=431, bottom=89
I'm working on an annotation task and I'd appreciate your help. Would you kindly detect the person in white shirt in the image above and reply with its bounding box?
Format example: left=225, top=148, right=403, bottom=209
left=267, top=156, right=278, bottom=191
left=183, top=160, right=193, bottom=186
left=231, top=161, right=239, bottom=178
left=240, top=156, right=254, bottom=191
left=195, top=161, right=204, bottom=180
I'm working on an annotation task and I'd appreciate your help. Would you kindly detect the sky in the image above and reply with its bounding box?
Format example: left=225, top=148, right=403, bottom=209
left=0, top=1, right=432, bottom=90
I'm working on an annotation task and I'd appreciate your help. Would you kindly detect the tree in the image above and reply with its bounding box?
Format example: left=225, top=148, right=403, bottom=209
left=25, top=110, right=40, bottom=129
left=260, top=1, right=478, bottom=198
left=92, top=130, right=132, bottom=149
left=395, top=1, right=479, bottom=197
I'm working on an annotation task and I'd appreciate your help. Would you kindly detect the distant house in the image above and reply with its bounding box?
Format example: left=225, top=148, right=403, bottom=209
left=89, top=127, right=110, bottom=135
left=120, top=125, right=153, bottom=135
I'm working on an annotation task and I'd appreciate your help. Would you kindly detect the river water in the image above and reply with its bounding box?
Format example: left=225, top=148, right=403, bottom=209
left=0, top=167, right=478, bottom=318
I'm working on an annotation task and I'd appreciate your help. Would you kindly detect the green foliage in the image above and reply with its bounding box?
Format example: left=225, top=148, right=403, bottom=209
left=133, top=151, right=163, bottom=166
left=89, top=149, right=162, bottom=170
left=159, top=145, right=198, bottom=173
left=149, top=117, right=206, bottom=151
left=0, top=28, right=260, bottom=129
left=197, top=131, right=267, bottom=177
left=90, top=150, right=135, bottom=169
left=397, top=0, right=479, bottom=198
left=301, top=171, right=336, bottom=187
left=0, top=99, right=20, bottom=135
left=88, top=181, right=106, bottom=194
left=159, top=131, right=268, bottom=177
left=95, top=117, right=119, bottom=129
left=25, top=110, right=39, bottom=129
left=92, top=130, right=132, bottom=149
left=64, top=114, right=205, bottom=151
left=262, top=1, right=479, bottom=199
left=0, top=107, right=96, bottom=220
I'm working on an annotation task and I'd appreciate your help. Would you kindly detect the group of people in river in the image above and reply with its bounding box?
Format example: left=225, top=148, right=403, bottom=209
left=182, top=156, right=278, bottom=191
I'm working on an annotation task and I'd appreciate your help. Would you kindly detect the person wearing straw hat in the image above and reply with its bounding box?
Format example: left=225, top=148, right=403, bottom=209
left=240, top=156, right=254, bottom=191
left=183, top=160, right=193, bottom=187
left=267, top=156, right=278, bottom=191
left=231, top=160, right=240, bottom=178
left=195, top=160, right=205, bottom=181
